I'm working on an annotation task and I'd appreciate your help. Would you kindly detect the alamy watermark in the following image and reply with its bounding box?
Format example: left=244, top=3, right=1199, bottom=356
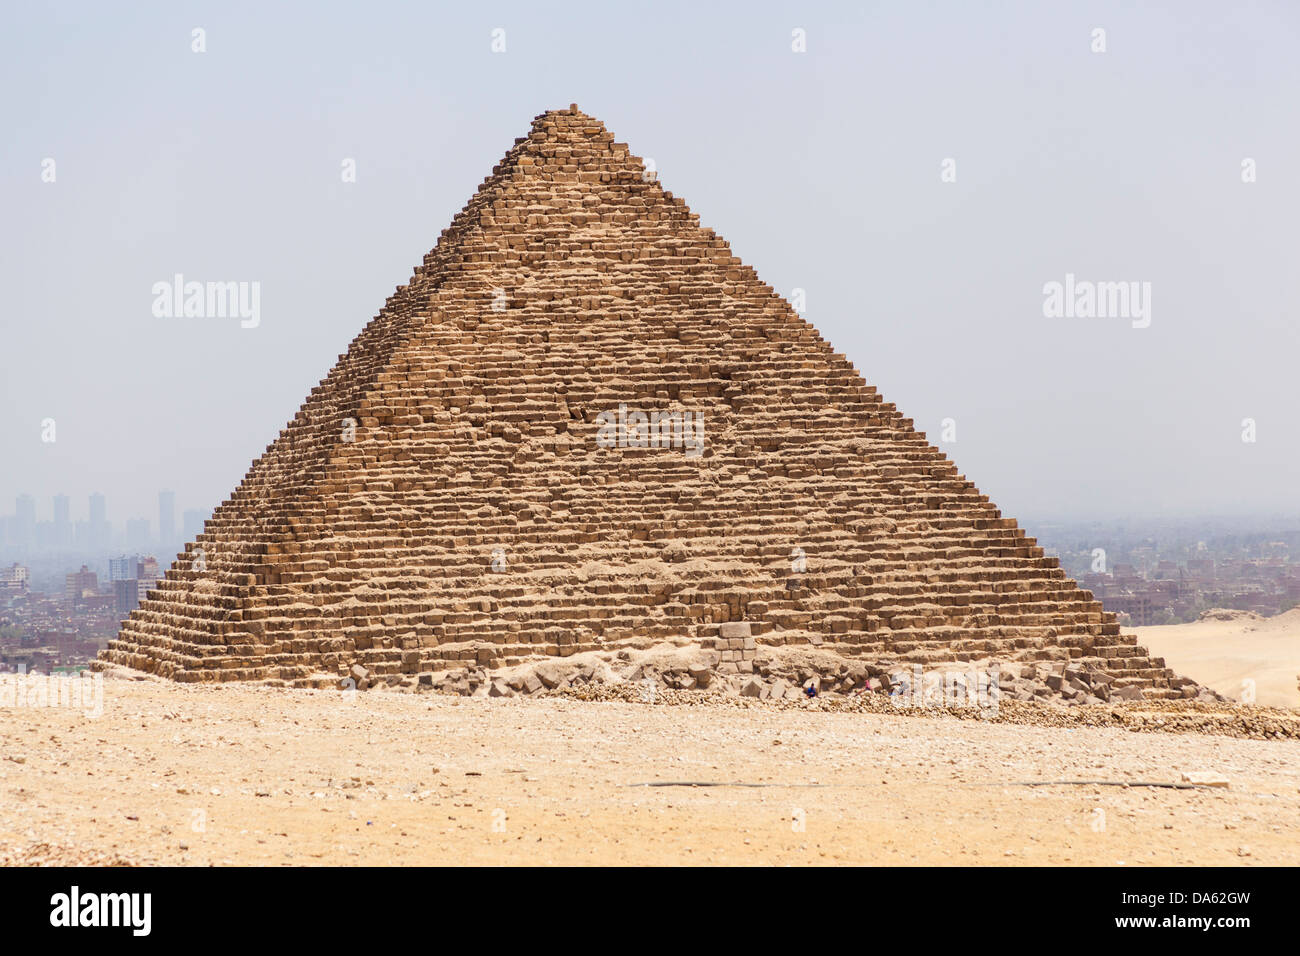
left=152, top=274, right=260, bottom=328
left=50, top=886, right=150, bottom=936
left=1042, top=273, right=1150, bottom=329
left=888, top=663, right=1000, bottom=715
left=595, top=403, right=705, bottom=458
left=1, top=665, right=103, bottom=719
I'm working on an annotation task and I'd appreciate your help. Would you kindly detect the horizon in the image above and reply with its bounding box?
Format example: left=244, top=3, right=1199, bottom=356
left=2, top=489, right=1300, bottom=548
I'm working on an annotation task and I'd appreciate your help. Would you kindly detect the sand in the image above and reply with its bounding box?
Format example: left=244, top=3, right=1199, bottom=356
left=2, top=676, right=1298, bottom=866
left=1134, top=608, right=1300, bottom=708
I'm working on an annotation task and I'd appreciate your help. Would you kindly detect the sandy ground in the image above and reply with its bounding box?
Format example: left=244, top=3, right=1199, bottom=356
left=2, top=676, right=1298, bottom=866
left=1135, top=609, right=1300, bottom=708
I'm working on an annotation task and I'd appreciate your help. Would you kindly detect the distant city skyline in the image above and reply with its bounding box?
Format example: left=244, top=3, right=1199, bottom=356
left=0, top=489, right=211, bottom=555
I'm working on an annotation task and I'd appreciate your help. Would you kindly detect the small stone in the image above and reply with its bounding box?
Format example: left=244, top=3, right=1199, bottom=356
left=1181, top=772, right=1230, bottom=788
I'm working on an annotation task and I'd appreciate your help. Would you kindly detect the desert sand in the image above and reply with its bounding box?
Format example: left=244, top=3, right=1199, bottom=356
left=2, top=675, right=1297, bottom=866
left=1134, top=608, right=1300, bottom=708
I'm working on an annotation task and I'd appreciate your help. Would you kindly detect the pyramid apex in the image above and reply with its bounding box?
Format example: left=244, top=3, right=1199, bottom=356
left=527, top=105, right=609, bottom=137
left=536, top=103, right=592, bottom=120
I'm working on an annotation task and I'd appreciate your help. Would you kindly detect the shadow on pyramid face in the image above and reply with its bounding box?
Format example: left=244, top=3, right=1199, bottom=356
left=98, top=107, right=1191, bottom=703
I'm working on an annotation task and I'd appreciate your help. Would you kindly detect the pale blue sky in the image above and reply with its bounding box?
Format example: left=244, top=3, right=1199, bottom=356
left=3, top=1, right=1297, bottom=526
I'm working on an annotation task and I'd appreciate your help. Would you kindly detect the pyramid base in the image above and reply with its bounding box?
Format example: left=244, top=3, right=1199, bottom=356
left=98, top=620, right=1204, bottom=703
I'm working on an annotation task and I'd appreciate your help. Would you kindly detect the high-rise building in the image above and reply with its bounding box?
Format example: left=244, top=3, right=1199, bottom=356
left=112, top=554, right=163, bottom=616
left=113, top=578, right=140, bottom=616
left=88, top=493, right=110, bottom=551
left=13, top=495, right=36, bottom=549
left=65, top=565, right=98, bottom=602
left=159, top=490, right=176, bottom=545
left=53, top=494, right=71, bottom=548
left=1, top=563, right=28, bottom=593
left=137, top=557, right=162, bottom=609
left=108, top=556, right=136, bottom=582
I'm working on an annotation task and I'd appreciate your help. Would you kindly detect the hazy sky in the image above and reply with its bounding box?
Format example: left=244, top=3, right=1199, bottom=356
left=3, top=1, right=1297, bottom=527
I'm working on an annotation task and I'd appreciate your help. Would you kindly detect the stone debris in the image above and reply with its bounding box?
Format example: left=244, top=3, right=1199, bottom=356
left=0, top=842, right=139, bottom=867
left=333, top=642, right=1232, bottom=733
left=348, top=664, right=370, bottom=691
left=98, top=105, right=1199, bottom=704
left=546, top=680, right=1300, bottom=741
left=1181, top=771, right=1230, bottom=788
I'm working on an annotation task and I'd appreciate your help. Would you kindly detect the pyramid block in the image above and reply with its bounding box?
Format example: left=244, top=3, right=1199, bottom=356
left=100, top=106, right=1185, bottom=698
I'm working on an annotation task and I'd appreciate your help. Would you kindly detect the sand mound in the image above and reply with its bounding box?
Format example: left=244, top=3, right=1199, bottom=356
left=1133, top=611, right=1300, bottom=709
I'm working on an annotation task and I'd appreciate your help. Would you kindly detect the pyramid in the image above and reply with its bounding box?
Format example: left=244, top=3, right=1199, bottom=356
left=101, top=106, right=1189, bottom=699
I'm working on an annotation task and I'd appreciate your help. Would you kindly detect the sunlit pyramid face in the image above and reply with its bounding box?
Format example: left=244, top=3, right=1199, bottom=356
left=100, top=107, right=1189, bottom=704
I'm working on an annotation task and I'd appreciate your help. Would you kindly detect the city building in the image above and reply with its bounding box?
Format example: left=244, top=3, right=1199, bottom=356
left=159, top=490, right=176, bottom=545
left=64, top=565, right=98, bottom=602
left=11, top=495, right=36, bottom=550
left=113, top=578, right=140, bottom=616
left=111, top=555, right=162, bottom=617
left=86, top=493, right=110, bottom=551
left=52, top=494, right=71, bottom=548
left=1, top=563, right=29, bottom=593
left=108, top=556, right=136, bottom=582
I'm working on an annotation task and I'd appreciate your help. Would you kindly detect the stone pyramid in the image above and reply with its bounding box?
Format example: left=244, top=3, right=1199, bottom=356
left=101, top=105, right=1188, bottom=699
